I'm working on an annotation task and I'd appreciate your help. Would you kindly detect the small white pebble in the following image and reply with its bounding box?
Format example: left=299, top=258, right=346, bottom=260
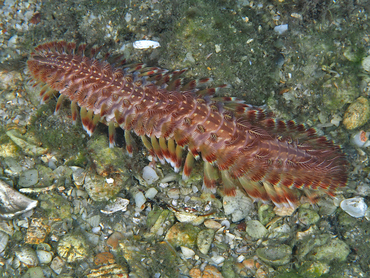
left=237, top=255, right=245, bottom=263
left=211, top=255, right=225, bottom=264
left=215, top=44, right=221, bottom=53
left=91, top=226, right=101, bottom=234
left=145, top=187, right=158, bottom=199
left=274, top=24, right=288, bottom=35
left=142, top=166, right=159, bottom=185
left=181, top=246, right=195, bottom=259
left=134, top=192, right=146, bottom=210
left=105, top=178, right=114, bottom=184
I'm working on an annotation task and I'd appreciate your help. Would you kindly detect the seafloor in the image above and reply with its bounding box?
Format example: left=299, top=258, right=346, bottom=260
left=0, top=0, right=370, bottom=277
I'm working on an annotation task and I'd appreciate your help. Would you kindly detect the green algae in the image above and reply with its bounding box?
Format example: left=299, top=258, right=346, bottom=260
left=29, top=101, right=89, bottom=167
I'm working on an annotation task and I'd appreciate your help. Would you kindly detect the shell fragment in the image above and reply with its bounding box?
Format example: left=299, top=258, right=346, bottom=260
left=133, top=40, right=160, bottom=49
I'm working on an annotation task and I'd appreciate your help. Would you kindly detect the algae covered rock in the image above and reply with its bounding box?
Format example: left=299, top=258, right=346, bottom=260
left=343, top=96, right=370, bottom=130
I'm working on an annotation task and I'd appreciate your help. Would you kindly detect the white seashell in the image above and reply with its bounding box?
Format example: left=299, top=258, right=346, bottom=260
left=340, top=196, right=368, bottom=218
left=133, top=40, right=160, bottom=49
left=0, top=180, right=38, bottom=219
left=0, top=231, right=9, bottom=253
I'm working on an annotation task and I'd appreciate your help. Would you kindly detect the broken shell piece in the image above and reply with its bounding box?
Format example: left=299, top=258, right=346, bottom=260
left=340, top=197, right=368, bottom=218
left=0, top=180, right=38, bottom=219
left=100, top=198, right=129, bottom=215
left=351, top=130, right=370, bottom=148
left=133, top=40, right=160, bottom=49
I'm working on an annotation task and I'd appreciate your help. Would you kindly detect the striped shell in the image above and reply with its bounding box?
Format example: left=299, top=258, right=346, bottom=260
left=27, top=41, right=348, bottom=207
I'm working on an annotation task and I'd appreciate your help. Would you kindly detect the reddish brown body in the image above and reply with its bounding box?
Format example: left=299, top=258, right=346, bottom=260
left=27, top=41, right=348, bottom=206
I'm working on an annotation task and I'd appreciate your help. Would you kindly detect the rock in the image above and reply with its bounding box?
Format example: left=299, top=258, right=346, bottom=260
left=21, top=266, right=45, bottom=278
left=362, top=56, right=370, bottom=72
left=165, top=222, right=201, bottom=248
left=298, top=207, right=320, bottom=225
left=83, top=173, right=122, bottom=202
left=245, top=220, right=267, bottom=239
left=343, top=96, right=370, bottom=130
left=298, top=261, right=330, bottom=277
left=256, top=244, right=292, bottom=266
left=258, top=204, right=275, bottom=226
left=36, top=250, right=53, bottom=264
left=223, top=189, right=253, bottom=222
left=18, top=169, right=38, bottom=188
left=15, top=246, right=39, bottom=267
left=307, top=238, right=350, bottom=262
left=197, top=229, right=215, bottom=255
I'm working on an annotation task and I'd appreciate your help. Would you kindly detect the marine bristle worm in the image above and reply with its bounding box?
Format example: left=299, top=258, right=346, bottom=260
left=27, top=41, right=348, bottom=207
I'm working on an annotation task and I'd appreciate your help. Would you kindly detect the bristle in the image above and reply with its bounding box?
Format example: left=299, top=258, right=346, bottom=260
left=151, top=136, right=165, bottom=164
left=159, top=137, right=170, bottom=161
left=175, top=145, right=183, bottom=172
left=182, top=152, right=194, bottom=180
left=141, top=136, right=155, bottom=157
left=168, top=138, right=176, bottom=168
left=54, top=94, right=65, bottom=115
left=220, top=170, right=237, bottom=196
left=124, top=130, right=133, bottom=157
left=71, top=101, right=78, bottom=124
left=41, top=87, right=56, bottom=104
left=108, top=122, right=116, bottom=148
left=239, top=176, right=268, bottom=202
left=203, top=161, right=219, bottom=190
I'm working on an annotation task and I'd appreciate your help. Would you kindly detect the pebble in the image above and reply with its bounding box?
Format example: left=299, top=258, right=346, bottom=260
left=18, top=169, right=38, bottom=187
left=142, top=166, right=159, bottom=185
left=50, top=256, right=65, bottom=275
left=340, top=196, right=368, bottom=218
left=22, top=267, right=45, bottom=278
left=256, top=244, right=292, bottom=266
left=204, top=219, right=222, bottom=230
left=197, top=229, right=215, bottom=255
left=361, top=56, right=370, bottom=72
left=181, top=246, right=195, bottom=259
left=245, top=220, right=267, bottom=239
left=165, top=223, right=201, bottom=248
left=134, top=191, right=146, bottom=210
left=307, top=238, right=350, bottom=262
left=145, top=187, right=158, bottom=199
left=36, top=250, right=53, bottom=264
left=343, top=96, right=370, bottom=130
left=223, top=189, right=253, bottom=222
left=298, top=207, right=320, bottom=225
left=274, top=24, right=288, bottom=34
